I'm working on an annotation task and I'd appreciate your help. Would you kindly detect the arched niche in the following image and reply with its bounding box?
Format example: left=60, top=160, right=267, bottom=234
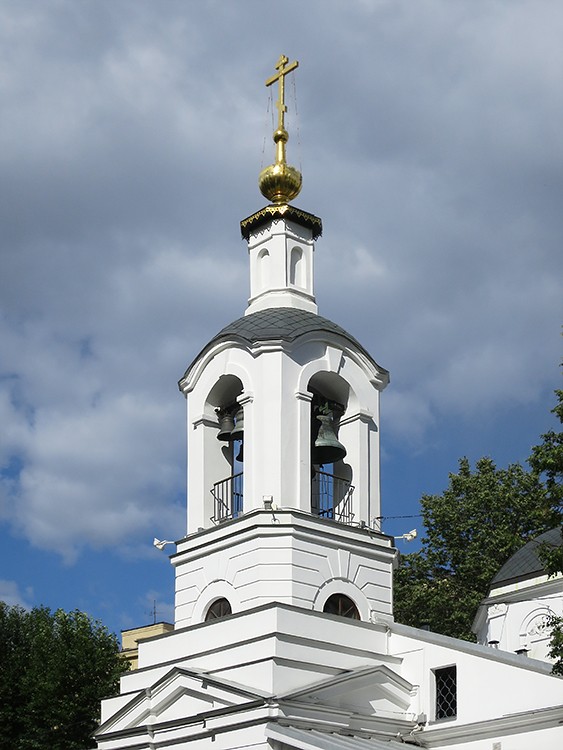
left=289, top=245, right=305, bottom=288
left=257, top=247, right=270, bottom=293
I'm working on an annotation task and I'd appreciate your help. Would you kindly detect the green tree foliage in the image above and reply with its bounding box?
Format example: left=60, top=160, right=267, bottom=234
left=529, top=386, right=563, bottom=575
left=529, top=383, right=563, bottom=674
left=394, top=456, right=560, bottom=641
left=0, top=604, right=129, bottom=749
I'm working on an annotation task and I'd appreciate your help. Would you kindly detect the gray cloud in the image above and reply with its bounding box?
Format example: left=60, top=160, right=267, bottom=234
left=1, top=0, right=562, bottom=567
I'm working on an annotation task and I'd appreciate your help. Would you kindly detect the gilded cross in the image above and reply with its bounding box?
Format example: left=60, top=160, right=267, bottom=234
left=265, top=55, right=299, bottom=133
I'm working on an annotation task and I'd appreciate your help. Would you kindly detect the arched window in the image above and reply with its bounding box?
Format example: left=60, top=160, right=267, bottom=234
left=323, top=593, right=360, bottom=620
left=204, top=598, right=232, bottom=622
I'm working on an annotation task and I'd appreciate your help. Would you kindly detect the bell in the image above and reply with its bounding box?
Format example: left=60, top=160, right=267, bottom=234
left=234, top=442, right=244, bottom=463
left=216, top=410, right=235, bottom=441
left=230, top=407, right=244, bottom=441
left=312, top=413, right=347, bottom=465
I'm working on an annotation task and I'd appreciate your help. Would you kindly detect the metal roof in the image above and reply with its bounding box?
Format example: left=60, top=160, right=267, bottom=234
left=491, top=527, right=563, bottom=587
left=265, top=724, right=408, bottom=750
left=183, top=308, right=387, bottom=379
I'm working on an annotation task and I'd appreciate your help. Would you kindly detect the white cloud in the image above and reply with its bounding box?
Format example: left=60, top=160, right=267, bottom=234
left=0, top=580, right=33, bottom=609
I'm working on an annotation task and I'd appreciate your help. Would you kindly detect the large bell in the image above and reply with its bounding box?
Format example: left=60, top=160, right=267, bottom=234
left=216, top=410, right=235, bottom=441
left=312, top=413, right=346, bottom=466
left=230, top=407, right=244, bottom=441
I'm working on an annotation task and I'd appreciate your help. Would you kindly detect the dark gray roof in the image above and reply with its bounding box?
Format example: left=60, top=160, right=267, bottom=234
left=491, top=527, right=563, bottom=587
left=182, top=308, right=386, bottom=379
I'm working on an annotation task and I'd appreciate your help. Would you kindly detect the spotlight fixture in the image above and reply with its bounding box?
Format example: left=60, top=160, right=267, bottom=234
left=153, top=537, right=174, bottom=551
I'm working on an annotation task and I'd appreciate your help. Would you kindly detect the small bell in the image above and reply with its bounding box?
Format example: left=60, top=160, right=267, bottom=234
left=312, top=412, right=346, bottom=465
left=216, top=409, right=235, bottom=441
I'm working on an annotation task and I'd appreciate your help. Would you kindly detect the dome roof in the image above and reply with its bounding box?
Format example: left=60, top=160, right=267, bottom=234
left=182, top=307, right=387, bottom=379
left=491, top=527, right=563, bottom=587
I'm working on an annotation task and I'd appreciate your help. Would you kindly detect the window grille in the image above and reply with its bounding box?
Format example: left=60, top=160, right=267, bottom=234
left=434, top=665, right=457, bottom=720
left=205, top=598, right=232, bottom=621
left=323, top=593, right=360, bottom=620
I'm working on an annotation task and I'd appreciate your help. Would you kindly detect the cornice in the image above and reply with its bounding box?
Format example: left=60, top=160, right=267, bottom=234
left=241, top=204, right=323, bottom=241
left=421, top=703, right=563, bottom=746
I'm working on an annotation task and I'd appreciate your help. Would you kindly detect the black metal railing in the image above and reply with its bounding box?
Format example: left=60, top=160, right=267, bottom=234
left=211, top=472, right=243, bottom=523
left=211, top=470, right=354, bottom=525
left=311, top=470, right=355, bottom=524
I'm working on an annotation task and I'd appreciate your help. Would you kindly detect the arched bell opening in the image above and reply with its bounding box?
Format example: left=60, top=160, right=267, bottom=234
left=307, top=372, right=354, bottom=524
left=206, top=375, right=245, bottom=523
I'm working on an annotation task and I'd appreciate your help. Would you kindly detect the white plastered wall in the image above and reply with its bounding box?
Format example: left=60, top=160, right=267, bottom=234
left=173, top=511, right=396, bottom=628
left=474, top=575, right=563, bottom=662
left=246, top=218, right=317, bottom=314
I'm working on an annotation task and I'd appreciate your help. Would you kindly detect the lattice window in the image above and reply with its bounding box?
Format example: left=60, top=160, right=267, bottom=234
left=204, top=598, right=232, bottom=622
left=323, top=594, right=360, bottom=620
left=434, top=665, right=457, bottom=720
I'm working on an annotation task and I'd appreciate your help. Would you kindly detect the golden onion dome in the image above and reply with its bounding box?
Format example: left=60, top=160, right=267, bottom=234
left=258, top=162, right=302, bottom=204
left=259, top=161, right=302, bottom=205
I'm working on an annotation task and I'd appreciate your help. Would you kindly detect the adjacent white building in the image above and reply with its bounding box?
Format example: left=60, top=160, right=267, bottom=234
left=96, top=57, right=563, bottom=750
left=473, top=527, right=563, bottom=662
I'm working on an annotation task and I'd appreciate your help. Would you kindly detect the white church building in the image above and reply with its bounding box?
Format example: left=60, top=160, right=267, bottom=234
left=473, top=527, right=563, bottom=662
left=96, top=57, right=563, bottom=750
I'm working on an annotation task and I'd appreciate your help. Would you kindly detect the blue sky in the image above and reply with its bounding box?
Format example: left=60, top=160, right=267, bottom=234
left=1, top=0, right=562, bottom=639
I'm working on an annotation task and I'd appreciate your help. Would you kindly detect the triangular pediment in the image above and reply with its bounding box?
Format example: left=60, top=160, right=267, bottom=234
left=281, top=665, right=415, bottom=719
left=96, top=667, right=265, bottom=737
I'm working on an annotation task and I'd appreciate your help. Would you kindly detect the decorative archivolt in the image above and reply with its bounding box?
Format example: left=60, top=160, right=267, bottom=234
left=313, top=577, right=370, bottom=622
left=520, top=606, right=555, bottom=641
left=191, top=580, right=241, bottom=624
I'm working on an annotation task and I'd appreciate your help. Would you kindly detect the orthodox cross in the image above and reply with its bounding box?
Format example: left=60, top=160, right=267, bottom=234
left=265, top=55, right=299, bottom=133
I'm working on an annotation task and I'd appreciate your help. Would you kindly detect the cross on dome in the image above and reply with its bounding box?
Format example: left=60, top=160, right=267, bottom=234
left=265, top=54, right=299, bottom=133
left=259, top=55, right=302, bottom=205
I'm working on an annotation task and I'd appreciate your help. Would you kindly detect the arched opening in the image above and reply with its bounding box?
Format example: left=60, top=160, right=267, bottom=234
left=204, top=598, right=232, bottom=622
left=308, top=372, right=353, bottom=523
left=206, top=376, right=244, bottom=523
left=290, top=246, right=305, bottom=288
left=323, top=594, right=360, bottom=620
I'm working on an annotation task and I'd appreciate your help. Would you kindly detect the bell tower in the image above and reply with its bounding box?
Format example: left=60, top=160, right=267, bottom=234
left=174, top=57, right=395, bottom=630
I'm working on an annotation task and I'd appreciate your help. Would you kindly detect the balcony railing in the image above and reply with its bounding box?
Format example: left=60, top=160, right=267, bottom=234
left=210, top=469, right=354, bottom=525
left=211, top=472, right=243, bottom=523
left=311, top=470, right=355, bottom=524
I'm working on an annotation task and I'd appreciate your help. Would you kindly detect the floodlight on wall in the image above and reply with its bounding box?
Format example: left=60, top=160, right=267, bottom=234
left=394, top=529, right=417, bottom=542
left=153, top=537, right=174, bottom=551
